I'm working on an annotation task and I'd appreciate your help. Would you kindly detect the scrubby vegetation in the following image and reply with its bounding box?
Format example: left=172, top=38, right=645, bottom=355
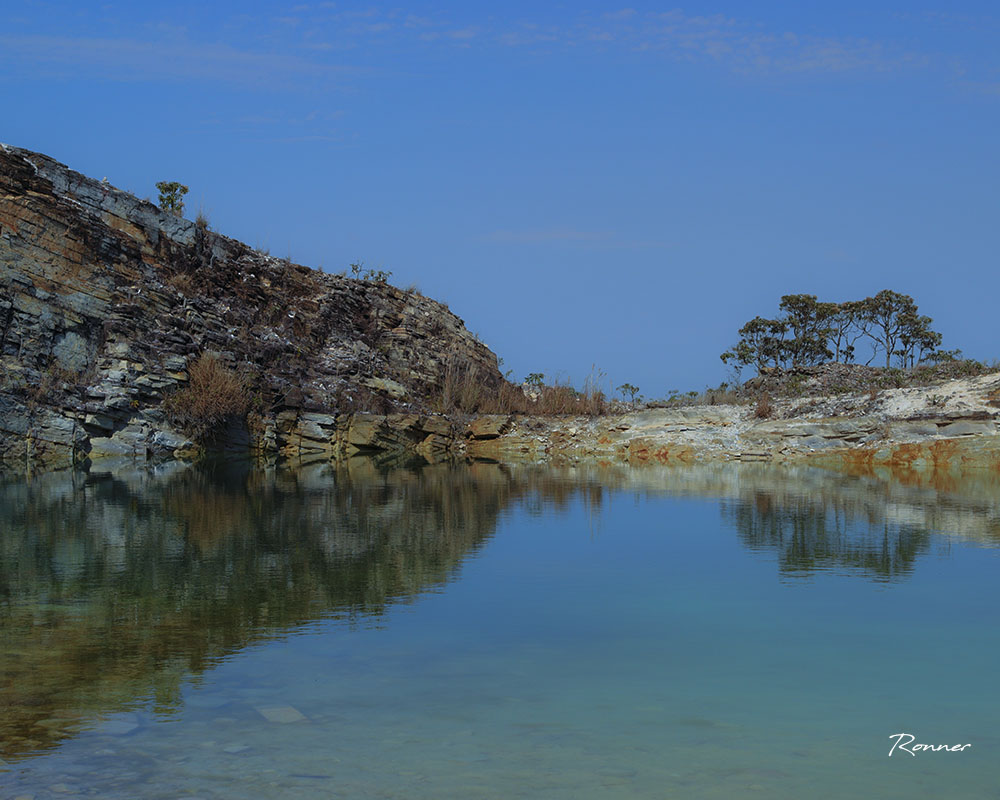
left=748, top=358, right=993, bottom=400
left=155, top=181, right=188, bottom=216
left=754, top=392, right=773, bottom=419
left=644, top=358, right=994, bottom=416
left=616, top=383, right=640, bottom=404
left=165, top=353, right=253, bottom=441
left=435, top=363, right=608, bottom=416
left=349, top=261, right=393, bottom=284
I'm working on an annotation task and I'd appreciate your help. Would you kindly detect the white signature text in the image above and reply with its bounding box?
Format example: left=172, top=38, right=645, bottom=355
left=888, top=733, right=972, bottom=757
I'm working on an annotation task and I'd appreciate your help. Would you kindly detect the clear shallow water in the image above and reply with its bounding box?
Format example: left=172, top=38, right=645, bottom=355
left=2, top=458, right=1000, bottom=799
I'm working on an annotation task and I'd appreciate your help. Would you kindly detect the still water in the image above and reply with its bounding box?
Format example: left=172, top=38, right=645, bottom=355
left=1, top=458, right=999, bottom=799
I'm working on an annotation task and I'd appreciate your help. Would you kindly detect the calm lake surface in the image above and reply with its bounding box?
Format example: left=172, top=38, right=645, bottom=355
left=2, top=458, right=999, bottom=799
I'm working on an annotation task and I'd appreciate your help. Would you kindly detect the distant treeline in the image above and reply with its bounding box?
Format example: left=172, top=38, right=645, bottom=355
left=721, top=290, right=954, bottom=374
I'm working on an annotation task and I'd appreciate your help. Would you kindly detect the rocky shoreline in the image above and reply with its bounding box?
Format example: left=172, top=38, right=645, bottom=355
left=335, top=369, right=1000, bottom=472
left=3, top=143, right=999, bottom=477
left=461, top=371, right=1000, bottom=465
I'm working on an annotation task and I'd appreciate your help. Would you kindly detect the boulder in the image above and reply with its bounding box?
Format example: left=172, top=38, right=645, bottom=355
left=466, top=415, right=513, bottom=440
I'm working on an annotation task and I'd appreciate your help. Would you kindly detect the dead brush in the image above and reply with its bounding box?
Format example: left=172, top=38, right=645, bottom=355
left=481, top=381, right=526, bottom=415
left=754, top=392, right=774, bottom=419
left=165, top=353, right=251, bottom=441
left=439, top=363, right=483, bottom=413
left=26, top=364, right=80, bottom=412
left=436, top=358, right=609, bottom=417
left=701, top=386, right=741, bottom=406
left=166, top=271, right=197, bottom=296
left=446, top=376, right=608, bottom=416
left=533, top=382, right=608, bottom=416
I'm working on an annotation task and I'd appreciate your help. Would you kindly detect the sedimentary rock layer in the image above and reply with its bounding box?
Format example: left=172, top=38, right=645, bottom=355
left=0, top=144, right=501, bottom=469
left=461, top=372, right=1000, bottom=471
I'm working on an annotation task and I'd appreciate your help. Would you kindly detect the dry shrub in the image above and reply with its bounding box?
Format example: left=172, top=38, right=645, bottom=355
left=166, top=354, right=251, bottom=441
left=27, top=364, right=79, bottom=410
left=754, top=392, right=773, bottom=419
left=459, top=378, right=483, bottom=412
left=437, top=362, right=608, bottom=417
left=530, top=382, right=607, bottom=415
left=166, top=272, right=196, bottom=296
left=491, top=381, right=530, bottom=414
left=438, top=363, right=483, bottom=413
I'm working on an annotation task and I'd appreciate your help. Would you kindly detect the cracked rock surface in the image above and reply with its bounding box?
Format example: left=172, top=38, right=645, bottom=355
left=0, top=144, right=501, bottom=470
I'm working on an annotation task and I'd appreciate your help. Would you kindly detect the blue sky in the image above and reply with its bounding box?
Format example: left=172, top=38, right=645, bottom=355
left=2, top=1, right=998, bottom=398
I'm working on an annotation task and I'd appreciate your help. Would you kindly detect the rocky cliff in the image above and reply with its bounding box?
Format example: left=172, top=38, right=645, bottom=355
left=0, top=144, right=502, bottom=470
left=5, top=145, right=999, bottom=476
left=460, top=370, right=1000, bottom=471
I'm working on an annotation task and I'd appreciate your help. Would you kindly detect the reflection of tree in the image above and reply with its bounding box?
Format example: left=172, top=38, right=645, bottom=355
left=0, top=459, right=516, bottom=761
left=722, top=489, right=933, bottom=580
left=2, top=458, right=998, bottom=762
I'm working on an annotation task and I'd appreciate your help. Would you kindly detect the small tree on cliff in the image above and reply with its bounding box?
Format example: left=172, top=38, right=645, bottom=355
left=156, top=181, right=189, bottom=216
left=616, top=383, right=640, bottom=403
left=720, top=316, right=789, bottom=373
left=896, top=310, right=942, bottom=368
left=777, top=294, right=836, bottom=367
left=828, top=300, right=870, bottom=363
left=863, top=290, right=942, bottom=368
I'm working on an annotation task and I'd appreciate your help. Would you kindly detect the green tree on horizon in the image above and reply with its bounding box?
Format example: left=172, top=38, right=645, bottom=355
left=721, top=290, right=946, bottom=375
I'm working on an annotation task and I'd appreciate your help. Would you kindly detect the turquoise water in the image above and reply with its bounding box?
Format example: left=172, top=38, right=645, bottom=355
left=2, top=459, right=999, bottom=798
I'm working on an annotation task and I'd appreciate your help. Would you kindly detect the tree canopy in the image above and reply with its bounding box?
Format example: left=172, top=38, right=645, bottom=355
left=156, top=181, right=189, bottom=216
left=721, top=292, right=945, bottom=374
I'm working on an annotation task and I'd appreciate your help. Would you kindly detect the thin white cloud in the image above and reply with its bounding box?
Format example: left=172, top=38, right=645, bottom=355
left=0, top=34, right=351, bottom=86
left=3, top=7, right=966, bottom=91
left=495, top=9, right=927, bottom=76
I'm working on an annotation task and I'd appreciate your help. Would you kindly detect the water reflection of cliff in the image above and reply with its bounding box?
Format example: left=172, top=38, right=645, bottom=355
left=0, top=458, right=517, bottom=761
left=507, top=461, right=1000, bottom=581
left=688, top=463, right=1000, bottom=579
left=3, top=458, right=999, bottom=762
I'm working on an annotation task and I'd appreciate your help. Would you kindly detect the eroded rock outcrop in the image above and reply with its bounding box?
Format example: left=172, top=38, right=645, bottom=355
left=463, top=371, right=1000, bottom=470
left=0, top=144, right=502, bottom=470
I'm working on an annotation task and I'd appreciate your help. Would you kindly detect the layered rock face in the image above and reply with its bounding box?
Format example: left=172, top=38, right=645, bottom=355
left=0, top=144, right=502, bottom=469
left=458, top=372, right=1000, bottom=470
